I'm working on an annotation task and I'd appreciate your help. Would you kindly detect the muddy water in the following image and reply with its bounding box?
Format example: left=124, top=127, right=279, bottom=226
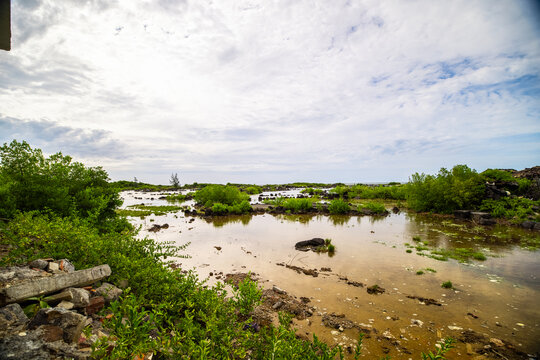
left=122, top=191, right=540, bottom=358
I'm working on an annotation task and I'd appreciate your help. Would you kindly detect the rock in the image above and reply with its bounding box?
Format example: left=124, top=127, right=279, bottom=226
left=410, top=319, right=423, bottom=327
left=148, top=223, right=169, bottom=232
left=366, top=285, right=385, bottom=295
left=58, top=259, right=75, bottom=273
left=490, top=338, right=504, bottom=347
left=322, top=313, right=355, bottom=330
left=391, top=206, right=400, bottom=214
left=28, top=259, right=49, bottom=270
left=453, top=210, right=472, bottom=219
left=471, top=212, right=496, bottom=225
left=0, top=331, right=50, bottom=360
left=38, top=324, right=64, bottom=342
left=85, top=296, right=105, bottom=315
left=48, top=262, right=60, bottom=272
left=67, top=288, right=90, bottom=308
left=447, top=325, right=463, bottom=331
left=0, top=303, right=28, bottom=336
left=272, top=301, right=283, bottom=310
left=294, top=238, right=325, bottom=251
left=521, top=221, right=536, bottom=230
left=0, top=266, right=47, bottom=284
left=95, top=283, right=123, bottom=304
left=29, top=307, right=87, bottom=343
left=272, top=285, right=287, bottom=295
left=0, top=264, right=111, bottom=306
left=57, top=301, right=74, bottom=310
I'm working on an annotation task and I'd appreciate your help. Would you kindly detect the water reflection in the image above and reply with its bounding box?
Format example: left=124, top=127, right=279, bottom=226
left=206, top=214, right=253, bottom=227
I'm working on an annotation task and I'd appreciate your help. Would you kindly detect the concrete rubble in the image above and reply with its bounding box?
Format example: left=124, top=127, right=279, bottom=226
left=0, top=259, right=122, bottom=360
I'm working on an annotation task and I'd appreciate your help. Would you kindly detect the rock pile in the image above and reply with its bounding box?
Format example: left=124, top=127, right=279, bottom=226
left=0, top=259, right=122, bottom=359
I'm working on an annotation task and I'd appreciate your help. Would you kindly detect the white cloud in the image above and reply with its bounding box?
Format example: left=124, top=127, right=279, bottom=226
left=0, top=0, right=539, bottom=184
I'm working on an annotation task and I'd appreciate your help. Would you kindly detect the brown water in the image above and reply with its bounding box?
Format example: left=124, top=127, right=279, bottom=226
left=123, top=191, right=540, bottom=359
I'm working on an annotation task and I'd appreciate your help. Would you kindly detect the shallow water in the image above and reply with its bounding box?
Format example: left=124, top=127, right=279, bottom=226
left=122, top=191, right=540, bottom=358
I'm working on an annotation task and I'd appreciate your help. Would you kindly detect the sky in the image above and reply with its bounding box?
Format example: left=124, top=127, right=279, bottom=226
left=1, top=0, right=539, bottom=185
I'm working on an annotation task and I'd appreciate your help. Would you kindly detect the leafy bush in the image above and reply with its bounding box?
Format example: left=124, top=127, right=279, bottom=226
left=244, top=185, right=262, bottom=194
left=480, top=197, right=539, bottom=222
left=0, top=140, right=122, bottom=227
left=301, top=187, right=324, bottom=196
left=194, top=184, right=250, bottom=207
left=211, top=202, right=229, bottom=215
left=282, top=198, right=314, bottom=212
left=232, top=275, right=262, bottom=315
left=211, top=200, right=252, bottom=215
left=406, top=165, right=485, bottom=213
left=328, top=198, right=350, bottom=214
left=330, top=185, right=350, bottom=198
left=350, top=184, right=406, bottom=200
left=359, top=201, right=386, bottom=214
left=441, top=281, right=453, bottom=289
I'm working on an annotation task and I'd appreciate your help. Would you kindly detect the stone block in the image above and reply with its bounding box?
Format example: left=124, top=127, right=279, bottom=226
left=95, top=283, right=122, bottom=304
left=29, top=307, right=87, bottom=344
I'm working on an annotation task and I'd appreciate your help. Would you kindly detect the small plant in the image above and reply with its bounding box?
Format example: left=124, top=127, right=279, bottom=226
left=416, top=270, right=424, bottom=275
left=421, top=337, right=455, bottom=359
left=406, top=249, right=412, bottom=253
left=23, top=296, right=50, bottom=317
left=325, top=238, right=332, bottom=246
left=425, top=268, right=437, bottom=273
left=412, top=236, right=421, bottom=241
left=327, top=244, right=335, bottom=254
left=441, top=281, right=453, bottom=289
left=232, top=274, right=262, bottom=316
left=328, top=198, right=350, bottom=214
left=361, top=201, right=387, bottom=214
left=353, top=333, right=364, bottom=359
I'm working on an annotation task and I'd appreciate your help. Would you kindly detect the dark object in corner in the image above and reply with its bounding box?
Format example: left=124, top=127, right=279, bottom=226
left=0, top=0, right=10, bottom=51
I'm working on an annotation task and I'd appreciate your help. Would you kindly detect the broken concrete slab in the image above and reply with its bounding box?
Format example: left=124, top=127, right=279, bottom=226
left=29, top=307, right=87, bottom=344
left=95, top=283, right=122, bottom=304
left=0, top=265, right=111, bottom=306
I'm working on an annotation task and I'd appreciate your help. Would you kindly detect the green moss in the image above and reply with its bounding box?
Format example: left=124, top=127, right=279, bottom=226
left=441, top=281, right=453, bottom=289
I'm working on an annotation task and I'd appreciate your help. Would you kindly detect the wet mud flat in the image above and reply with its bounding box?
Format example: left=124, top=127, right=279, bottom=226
left=122, top=191, right=540, bottom=359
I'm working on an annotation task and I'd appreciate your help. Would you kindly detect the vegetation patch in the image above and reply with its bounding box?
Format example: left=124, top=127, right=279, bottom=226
left=328, top=198, right=350, bottom=214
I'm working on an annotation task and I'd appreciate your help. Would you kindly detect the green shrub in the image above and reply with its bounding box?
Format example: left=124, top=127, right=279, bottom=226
left=301, top=187, right=324, bottom=196
left=480, top=197, right=539, bottom=222
left=282, top=198, right=313, bottom=212
left=211, top=202, right=229, bottom=215
left=232, top=275, right=262, bottom=315
left=0, top=140, right=122, bottom=227
left=328, top=198, right=350, bottom=214
left=166, top=193, right=187, bottom=202
left=194, top=184, right=250, bottom=207
left=441, top=281, right=453, bottom=289
left=406, top=165, right=485, bottom=213
left=244, top=186, right=262, bottom=195
left=350, top=184, right=406, bottom=200
left=360, top=201, right=386, bottom=214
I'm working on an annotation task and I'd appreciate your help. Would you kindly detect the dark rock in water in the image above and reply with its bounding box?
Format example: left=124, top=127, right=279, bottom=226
left=521, top=221, right=536, bottom=230
left=322, top=313, right=356, bottom=330
left=148, top=223, right=169, bottom=232
left=453, top=210, right=472, bottom=219
left=366, top=285, right=385, bottom=295
left=471, top=212, right=496, bottom=225
left=295, top=238, right=325, bottom=251
left=391, top=206, right=400, bottom=214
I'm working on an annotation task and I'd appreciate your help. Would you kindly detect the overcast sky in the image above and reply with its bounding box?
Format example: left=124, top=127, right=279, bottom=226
left=1, top=0, right=539, bottom=184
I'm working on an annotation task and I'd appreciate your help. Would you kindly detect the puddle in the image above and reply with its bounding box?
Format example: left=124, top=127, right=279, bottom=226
left=122, top=191, right=540, bottom=358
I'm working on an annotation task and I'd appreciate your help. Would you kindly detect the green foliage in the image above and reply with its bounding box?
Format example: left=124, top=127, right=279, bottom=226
left=301, top=187, right=324, bottom=196
left=328, top=199, right=350, bottom=214
left=244, top=185, right=262, bottom=195
left=481, top=169, right=515, bottom=182
left=232, top=274, right=262, bottom=315
left=283, top=198, right=314, bottom=212
left=327, top=244, right=335, bottom=254
left=406, top=165, right=485, bottom=213
left=0, top=140, right=123, bottom=229
left=412, top=236, right=421, bottom=241
left=480, top=197, right=539, bottom=222
left=421, top=337, right=455, bottom=360
left=165, top=193, right=187, bottom=202
left=441, top=281, right=453, bottom=289
left=211, top=200, right=252, bottom=215
left=350, top=184, right=406, bottom=200
left=416, top=270, right=424, bottom=275
left=359, top=201, right=386, bottom=214
left=330, top=185, right=350, bottom=199
left=194, top=184, right=250, bottom=207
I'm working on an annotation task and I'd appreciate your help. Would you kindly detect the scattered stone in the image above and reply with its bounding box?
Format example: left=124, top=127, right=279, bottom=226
left=148, top=223, right=169, bottom=232
left=67, top=288, right=90, bottom=308
left=320, top=267, right=332, bottom=272
left=467, top=312, right=479, bottom=319
left=406, top=295, right=441, bottom=306
left=447, top=325, right=463, bottom=331
left=272, top=285, right=287, bottom=295
left=322, top=313, right=355, bottom=330
left=29, top=259, right=49, bottom=270
left=48, top=262, right=60, bottom=272
left=85, top=296, right=105, bottom=315
left=95, top=283, right=123, bottom=304
left=29, top=307, right=87, bottom=343
left=57, top=301, right=75, bottom=310
left=294, top=238, right=325, bottom=251
left=366, top=285, right=385, bottom=295
left=0, top=303, right=28, bottom=336
left=490, top=338, right=504, bottom=347
left=58, top=259, right=75, bottom=273
left=272, top=301, right=283, bottom=310
left=346, top=280, right=364, bottom=287
left=214, top=246, right=222, bottom=251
